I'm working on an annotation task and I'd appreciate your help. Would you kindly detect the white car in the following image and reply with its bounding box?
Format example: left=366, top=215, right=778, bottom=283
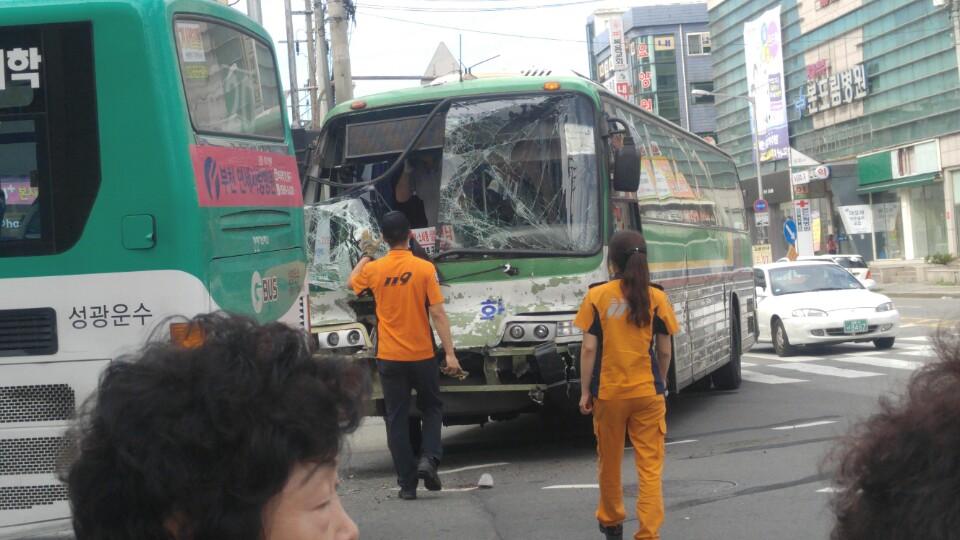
left=776, top=254, right=876, bottom=289
left=754, top=261, right=899, bottom=356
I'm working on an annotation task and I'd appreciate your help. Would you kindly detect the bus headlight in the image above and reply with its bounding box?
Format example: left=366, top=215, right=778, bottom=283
left=508, top=325, right=525, bottom=339
left=556, top=321, right=582, bottom=337
left=533, top=324, right=550, bottom=340
left=326, top=332, right=340, bottom=347
left=347, top=330, right=362, bottom=345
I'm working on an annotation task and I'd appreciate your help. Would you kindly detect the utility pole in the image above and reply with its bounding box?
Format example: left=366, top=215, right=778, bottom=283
left=315, top=0, right=334, bottom=116
left=328, top=0, right=353, bottom=103
left=246, top=0, right=262, bottom=24
left=283, top=0, right=301, bottom=126
left=304, top=0, right=319, bottom=127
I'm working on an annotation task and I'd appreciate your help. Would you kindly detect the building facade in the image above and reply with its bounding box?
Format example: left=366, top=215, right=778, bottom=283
left=708, top=0, right=960, bottom=261
left=586, top=3, right=718, bottom=140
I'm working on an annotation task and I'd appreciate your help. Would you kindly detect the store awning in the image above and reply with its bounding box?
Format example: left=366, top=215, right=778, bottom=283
left=855, top=173, right=939, bottom=194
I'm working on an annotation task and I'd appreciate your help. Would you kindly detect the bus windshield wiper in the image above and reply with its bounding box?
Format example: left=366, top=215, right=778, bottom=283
left=439, top=263, right=519, bottom=285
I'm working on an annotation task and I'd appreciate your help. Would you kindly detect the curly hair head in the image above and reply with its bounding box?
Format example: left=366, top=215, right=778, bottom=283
left=60, top=313, right=367, bottom=540
left=829, top=323, right=960, bottom=540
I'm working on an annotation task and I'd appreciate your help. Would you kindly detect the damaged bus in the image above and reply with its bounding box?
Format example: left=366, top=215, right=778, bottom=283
left=303, top=74, right=756, bottom=424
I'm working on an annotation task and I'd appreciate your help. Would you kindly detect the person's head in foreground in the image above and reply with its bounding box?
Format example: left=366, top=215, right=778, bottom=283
left=61, top=313, right=366, bottom=540
left=830, top=323, right=960, bottom=540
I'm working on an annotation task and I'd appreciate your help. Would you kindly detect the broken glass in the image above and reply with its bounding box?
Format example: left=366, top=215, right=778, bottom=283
left=305, top=197, right=386, bottom=291
left=436, top=94, right=600, bottom=254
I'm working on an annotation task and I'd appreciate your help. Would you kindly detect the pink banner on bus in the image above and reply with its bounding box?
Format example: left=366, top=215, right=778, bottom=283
left=190, top=145, right=303, bottom=208
left=1, top=177, right=39, bottom=204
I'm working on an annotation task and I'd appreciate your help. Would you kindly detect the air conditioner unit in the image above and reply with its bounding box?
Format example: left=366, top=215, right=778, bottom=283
left=933, top=0, right=946, bottom=7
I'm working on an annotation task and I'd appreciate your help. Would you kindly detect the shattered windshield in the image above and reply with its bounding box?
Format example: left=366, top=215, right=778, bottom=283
left=437, top=94, right=600, bottom=254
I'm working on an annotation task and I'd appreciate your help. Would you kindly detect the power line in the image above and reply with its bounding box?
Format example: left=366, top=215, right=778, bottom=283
left=357, top=10, right=587, bottom=42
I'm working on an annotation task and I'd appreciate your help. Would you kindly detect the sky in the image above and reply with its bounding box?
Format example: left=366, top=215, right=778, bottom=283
left=229, top=0, right=705, bottom=124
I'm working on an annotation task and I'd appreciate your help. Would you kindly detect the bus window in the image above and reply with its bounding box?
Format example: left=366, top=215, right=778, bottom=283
left=0, top=23, right=100, bottom=257
left=175, top=20, right=284, bottom=140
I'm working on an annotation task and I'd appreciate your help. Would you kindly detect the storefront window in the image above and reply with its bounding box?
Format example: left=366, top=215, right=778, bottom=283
left=909, top=183, right=948, bottom=258
left=872, top=191, right=903, bottom=260
left=954, top=171, right=960, bottom=254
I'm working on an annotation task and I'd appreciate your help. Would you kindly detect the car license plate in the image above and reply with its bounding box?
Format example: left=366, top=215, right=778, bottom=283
left=844, top=319, right=868, bottom=334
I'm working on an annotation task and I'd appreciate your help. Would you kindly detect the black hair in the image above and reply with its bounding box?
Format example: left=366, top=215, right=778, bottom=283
left=609, top=230, right=651, bottom=327
left=381, top=210, right=411, bottom=247
left=828, top=324, right=960, bottom=539
left=60, top=313, right=367, bottom=540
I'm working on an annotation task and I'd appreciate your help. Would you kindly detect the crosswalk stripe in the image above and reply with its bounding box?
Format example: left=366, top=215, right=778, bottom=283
left=897, top=349, right=935, bottom=358
left=833, top=356, right=922, bottom=371
left=898, top=336, right=931, bottom=342
left=741, top=361, right=757, bottom=367
left=769, top=363, right=882, bottom=378
left=741, top=370, right=808, bottom=384
left=744, top=353, right=821, bottom=363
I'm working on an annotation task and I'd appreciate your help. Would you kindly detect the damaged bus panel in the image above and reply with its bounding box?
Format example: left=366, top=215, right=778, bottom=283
left=303, top=76, right=757, bottom=424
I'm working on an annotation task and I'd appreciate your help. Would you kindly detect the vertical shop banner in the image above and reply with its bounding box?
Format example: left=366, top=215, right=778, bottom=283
left=839, top=205, right=874, bottom=235
left=609, top=17, right=627, bottom=71
left=794, top=200, right=814, bottom=256
left=743, top=7, right=790, bottom=162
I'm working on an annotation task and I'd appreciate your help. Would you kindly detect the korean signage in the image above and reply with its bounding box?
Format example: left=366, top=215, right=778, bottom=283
left=752, top=244, right=773, bottom=265
left=639, top=98, right=654, bottom=112
left=190, top=145, right=303, bottom=208
left=791, top=165, right=831, bottom=186
left=0, top=46, right=43, bottom=90
left=412, top=227, right=437, bottom=255
left=805, top=64, right=867, bottom=116
left=839, top=205, right=874, bottom=235
left=609, top=17, right=627, bottom=72
left=794, top=200, right=814, bottom=256
left=743, top=7, right=790, bottom=162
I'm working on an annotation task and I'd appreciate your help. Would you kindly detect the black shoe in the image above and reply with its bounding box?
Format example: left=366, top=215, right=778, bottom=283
left=398, top=487, right=417, bottom=500
left=417, top=457, right=442, bottom=491
left=599, top=523, right=623, bottom=540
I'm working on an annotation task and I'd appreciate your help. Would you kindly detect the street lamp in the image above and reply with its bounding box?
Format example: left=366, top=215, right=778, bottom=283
left=691, top=88, right=772, bottom=248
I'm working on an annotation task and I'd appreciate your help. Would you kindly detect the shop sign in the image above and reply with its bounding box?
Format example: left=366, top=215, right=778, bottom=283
left=639, top=98, right=654, bottom=112
left=805, top=59, right=829, bottom=79
left=654, top=35, right=675, bottom=51
left=636, top=41, right=650, bottom=59
left=816, top=0, right=839, bottom=8
left=805, top=63, right=868, bottom=116
left=609, top=17, right=628, bottom=71
left=873, top=202, right=900, bottom=233
left=839, top=204, right=874, bottom=234
left=791, top=165, right=831, bottom=186
left=752, top=244, right=773, bottom=265
left=794, top=200, right=814, bottom=256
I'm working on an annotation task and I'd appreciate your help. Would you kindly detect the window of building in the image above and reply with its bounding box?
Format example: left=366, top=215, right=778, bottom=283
left=176, top=19, right=284, bottom=140
left=691, top=82, right=715, bottom=104
left=0, top=23, right=101, bottom=257
left=687, top=32, right=711, bottom=56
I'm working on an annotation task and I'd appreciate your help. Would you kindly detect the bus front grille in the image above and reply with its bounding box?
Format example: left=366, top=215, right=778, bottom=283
left=0, top=437, right=72, bottom=476
left=0, top=308, right=58, bottom=357
left=0, top=484, right=69, bottom=511
left=0, top=384, right=75, bottom=424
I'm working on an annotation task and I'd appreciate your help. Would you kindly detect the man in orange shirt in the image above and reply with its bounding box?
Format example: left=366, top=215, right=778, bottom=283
left=349, top=211, right=462, bottom=500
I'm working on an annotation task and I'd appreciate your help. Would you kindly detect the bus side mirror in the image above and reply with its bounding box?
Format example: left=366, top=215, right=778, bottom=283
left=612, top=136, right=641, bottom=193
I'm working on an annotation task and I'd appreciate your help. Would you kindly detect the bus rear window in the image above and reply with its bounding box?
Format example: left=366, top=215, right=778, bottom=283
left=175, top=20, right=284, bottom=140
left=1, top=23, right=100, bottom=257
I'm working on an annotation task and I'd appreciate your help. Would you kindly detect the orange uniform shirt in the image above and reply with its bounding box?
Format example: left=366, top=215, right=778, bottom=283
left=349, top=249, right=444, bottom=361
left=574, top=281, right=680, bottom=399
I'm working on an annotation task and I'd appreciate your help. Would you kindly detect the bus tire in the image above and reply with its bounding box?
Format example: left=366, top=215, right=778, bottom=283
left=773, top=318, right=794, bottom=357
left=712, top=302, right=742, bottom=390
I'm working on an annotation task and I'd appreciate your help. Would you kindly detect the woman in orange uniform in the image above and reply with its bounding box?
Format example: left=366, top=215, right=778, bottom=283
left=574, top=230, right=679, bottom=540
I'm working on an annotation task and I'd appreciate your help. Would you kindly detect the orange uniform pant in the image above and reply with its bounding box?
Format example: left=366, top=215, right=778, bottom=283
left=593, top=395, right=666, bottom=540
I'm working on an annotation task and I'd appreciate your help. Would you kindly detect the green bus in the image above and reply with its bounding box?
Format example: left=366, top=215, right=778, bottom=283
left=0, top=1, right=306, bottom=535
left=303, top=74, right=756, bottom=424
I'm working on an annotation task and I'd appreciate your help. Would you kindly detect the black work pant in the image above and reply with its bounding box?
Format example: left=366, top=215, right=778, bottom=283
left=378, top=358, right=444, bottom=490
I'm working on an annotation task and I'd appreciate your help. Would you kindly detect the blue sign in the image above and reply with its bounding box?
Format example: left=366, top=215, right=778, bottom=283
left=783, top=218, right=798, bottom=245
left=754, top=199, right=768, bottom=213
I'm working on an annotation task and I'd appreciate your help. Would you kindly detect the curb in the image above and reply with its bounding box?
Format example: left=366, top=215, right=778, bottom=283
left=879, top=291, right=960, bottom=299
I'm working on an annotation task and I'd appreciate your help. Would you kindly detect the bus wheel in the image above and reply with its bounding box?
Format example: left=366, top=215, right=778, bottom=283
left=712, top=306, right=742, bottom=390
left=773, top=319, right=794, bottom=357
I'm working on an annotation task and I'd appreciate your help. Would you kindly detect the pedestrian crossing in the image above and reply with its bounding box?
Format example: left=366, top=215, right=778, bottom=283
left=740, top=336, right=936, bottom=386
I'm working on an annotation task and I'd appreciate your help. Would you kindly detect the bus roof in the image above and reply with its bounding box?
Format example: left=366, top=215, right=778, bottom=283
left=2, top=0, right=270, bottom=43
left=325, top=73, right=732, bottom=160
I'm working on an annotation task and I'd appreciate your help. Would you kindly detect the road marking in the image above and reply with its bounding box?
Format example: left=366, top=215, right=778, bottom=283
left=817, top=486, right=842, bottom=493
left=439, top=462, right=509, bottom=476
left=741, top=370, right=808, bottom=385
left=897, top=349, right=935, bottom=358
left=741, top=361, right=757, bottom=367
left=833, top=356, right=921, bottom=371
left=543, top=484, right=599, bottom=490
left=770, top=363, right=882, bottom=378
left=666, top=439, right=698, bottom=446
left=392, top=486, right=480, bottom=493
left=899, top=323, right=917, bottom=328
left=898, top=336, right=931, bottom=342
left=744, top=353, right=821, bottom=362
left=771, top=420, right=837, bottom=431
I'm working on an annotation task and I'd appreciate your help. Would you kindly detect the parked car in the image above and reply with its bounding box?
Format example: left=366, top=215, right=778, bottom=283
left=753, top=261, right=899, bottom=356
left=776, top=254, right=876, bottom=289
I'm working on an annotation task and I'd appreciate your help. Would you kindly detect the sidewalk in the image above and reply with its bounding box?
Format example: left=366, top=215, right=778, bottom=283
left=874, top=282, right=960, bottom=299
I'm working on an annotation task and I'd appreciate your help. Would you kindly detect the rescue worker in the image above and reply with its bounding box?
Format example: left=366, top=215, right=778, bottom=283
left=348, top=211, right=463, bottom=501
left=574, top=230, right=679, bottom=540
